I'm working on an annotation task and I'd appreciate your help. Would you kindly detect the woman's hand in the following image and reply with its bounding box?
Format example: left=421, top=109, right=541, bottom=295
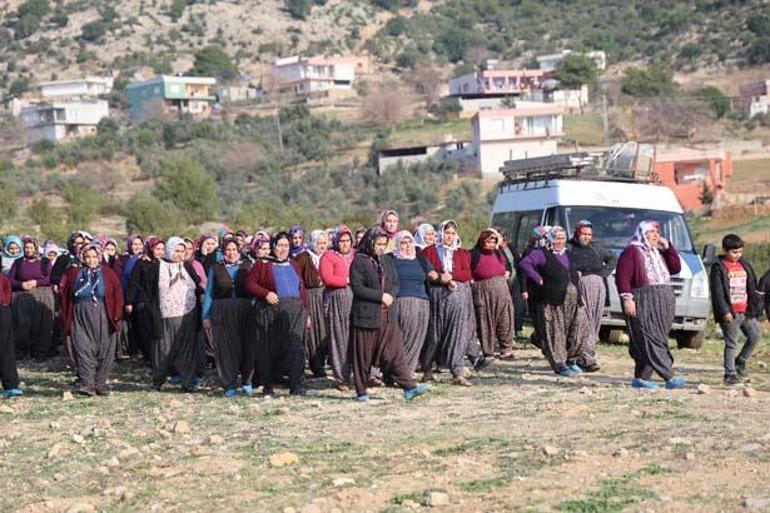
left=427, top=270, right=439, bottom=282
left=440, top=272, right=453, bottom=284
left=382, top=293, right=394, bottom=307
left=623, top=297, right=636, bottom=317
left=125, top=304, right=133, bottom=314
left=657, top=237, right=670, bottom=250
left=266, top=292, right=279, bottom=305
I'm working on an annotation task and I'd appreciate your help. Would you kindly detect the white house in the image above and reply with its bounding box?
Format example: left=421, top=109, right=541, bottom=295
left=126, top=76, right=217, bottom=124
left=526, top=83, right=590, bottom=113
left=536, top=50, right=607, bottom=72
left=471, top=103, right=564, bottom=176
left=20, top=99, right=109, bottom=144
left=39, top=77, right=114, bottom=99
left=269, top=55, right=370, bottom=97
left=737, top=80, right=770, bottom=118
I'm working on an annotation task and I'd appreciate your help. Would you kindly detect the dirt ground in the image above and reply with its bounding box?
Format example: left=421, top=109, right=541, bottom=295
left=1, top=333, right=769, bottom=513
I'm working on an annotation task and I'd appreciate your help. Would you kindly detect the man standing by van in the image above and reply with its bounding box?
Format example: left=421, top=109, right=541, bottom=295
left=709, top=234, right=762, bottom=385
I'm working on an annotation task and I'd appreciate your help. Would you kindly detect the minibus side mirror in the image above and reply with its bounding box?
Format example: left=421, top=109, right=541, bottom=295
left=701, top=243, right=717, bottom=266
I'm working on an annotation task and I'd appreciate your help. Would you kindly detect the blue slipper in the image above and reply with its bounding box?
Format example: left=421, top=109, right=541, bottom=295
left=355, top=394, right=370, bottom=402
left=568, top=362, right=583, bottom=374
left=224, top=388, right=238, bottom=398
left=404, top=384, right=430, bottom=401
left=168, top=374, right=182, bottom=385
left=665, top=376, right=687, bottom=389
left=240, top=384, right=254, bottom=396
left=631, top=378, right=658, bottom=389
left=2, top=388, right=23, bottom=398
left=558, top=368, right=575, bottom=377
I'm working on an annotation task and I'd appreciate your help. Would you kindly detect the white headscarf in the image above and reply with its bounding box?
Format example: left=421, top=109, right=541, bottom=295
left=413, top=223, right=436, bottom=250
left=308, top=229, right=328, bottom=267
left=436, top=220, right=460, bottom=273
left=393, top=230, right=416, bottom=260
left=629, top=220, right=670, bottom=285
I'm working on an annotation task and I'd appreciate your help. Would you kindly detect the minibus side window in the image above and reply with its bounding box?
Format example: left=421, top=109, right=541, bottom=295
left=515, top=210, right=542, bottom=252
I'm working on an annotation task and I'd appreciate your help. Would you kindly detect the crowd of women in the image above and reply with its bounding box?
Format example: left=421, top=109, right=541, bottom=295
left=0, top=211, right=695, bottom=400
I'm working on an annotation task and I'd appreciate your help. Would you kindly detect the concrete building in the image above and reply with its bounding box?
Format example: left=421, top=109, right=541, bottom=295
left=737, top=80, right=770, bottom=118
left=471, top=103, right=564, bottom=176
left=126, top=76, right=217, bottom=124
left=376, top=140, right=472, bottom=175
left=39, top=77, right=114, bottom=99
left=654, top=147, right=733, bottom=211
left=20, top=99, right=109, bottom=144
left=526, top=84, right=590, bottom=113
left=269, top=55, right=370, bottom=98
left=449, top=69, right=546, bottom=99
left=536, top=50, right=607, bottom=72
left=216, top=84, right=260, bottom=103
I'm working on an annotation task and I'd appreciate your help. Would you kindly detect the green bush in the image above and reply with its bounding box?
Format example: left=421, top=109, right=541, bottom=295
left=191, top=45, right=238, bottom=79
left=429, top=98, right=462, bottom=122
left=80, top=21, right=108, bottom=42
left=0, top=185, right=18, bottom=219
left=695, top=86, right=730, bottom=119
left=154, top=158, right=217, bottom=223
left=555, top=55, right=598, bottom=89
left=13, top=14, right=40, bottom=39
left=621, top=66, right=676, bottom=97
left=125, top=193, right=184, bottom=236
left=285, top=0, right=312, bottom=19
left=62, top=183, right=102, bottom=226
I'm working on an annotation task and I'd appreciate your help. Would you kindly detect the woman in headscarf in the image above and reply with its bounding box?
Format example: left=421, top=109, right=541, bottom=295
left=319, top=225, right=356, bottom=391
left=350, top=226, right=430, bottom=402
left=519, top=226, right=597, bottom=376
left=9, top=236, right=56, bottom=360
left=195, top=233, right=220, bottom=275
left=43, top=240, right=62, bottom=263
left=126, top=237, right=165, bottom=364
left=470, top=229, right=515, bottom=360
left=185, top=238, right=210, bottom=375
left=392, top=231, right=437, bottom=375
left=59, top=242, right=123, bottom=396
left=420, top=220, right=476, bottom=386
left=567, top=220, right=616, bottom=365
left=354, top=228, right=367, bottom=248
left=379, top=210, right=400, bottom=254
left=289, top=225, right=309, bottom=258
left=0, top=269, right=21, bottom=398
left=245, top=232, right=309, bottom=396
left=519, top=226, right=550, bottom=349
left=118, top=235, right=144, bottom=359
left=50, top=231, right=91, bottom=288
left=616, top=220, right=686, bottom=389
left=413, top=223, right=437, bottom=254
left=293, top=229, right=329, bottom=378
left=202, top=238, right=253, bottom=397
left=252, top=232, right=272, bottom=262
left=151, top=237, right=203, bottom=392
left=1, top=236, right=23, bottom=275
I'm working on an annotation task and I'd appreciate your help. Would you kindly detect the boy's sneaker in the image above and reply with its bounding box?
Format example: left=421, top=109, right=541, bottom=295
left=355, top=394, right=370, bottom=402
left=631, top=378, right=658, bottom=389
left=735, top=362, right=749, bottom=380
left=2, top=388, right=23, bottom=398
left=723, top=373, right=741, bottom=386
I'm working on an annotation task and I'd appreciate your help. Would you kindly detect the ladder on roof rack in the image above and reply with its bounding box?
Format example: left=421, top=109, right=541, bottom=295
left=499, top=152, right=597, bottom=184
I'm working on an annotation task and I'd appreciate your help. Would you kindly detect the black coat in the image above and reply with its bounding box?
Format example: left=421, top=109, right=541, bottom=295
left=758, top=268, right=770, bottom=320
left=350, top=253, right=399, bottom=329
left=567, top=240, right=616, bottom=307
left=709, top=256, right=761, bottom=320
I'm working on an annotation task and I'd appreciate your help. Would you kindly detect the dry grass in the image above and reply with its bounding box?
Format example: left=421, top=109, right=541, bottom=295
left=2, top=335, right=770, bottom=512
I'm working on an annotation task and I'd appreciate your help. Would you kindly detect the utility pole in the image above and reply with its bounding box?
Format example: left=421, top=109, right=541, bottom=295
left=601, top=81, right=609, bottom=148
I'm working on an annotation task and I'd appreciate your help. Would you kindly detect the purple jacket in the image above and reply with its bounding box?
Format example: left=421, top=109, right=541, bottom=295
left=615, top=244, right=681, bottom=297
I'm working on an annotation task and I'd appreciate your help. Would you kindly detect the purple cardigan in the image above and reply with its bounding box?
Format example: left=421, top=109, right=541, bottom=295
left=615, top=244, right=681, bottom=297
left=9, top=258, right=52, bottom=290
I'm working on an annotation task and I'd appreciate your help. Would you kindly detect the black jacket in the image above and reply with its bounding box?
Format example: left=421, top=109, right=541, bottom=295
left=709, top=256, right=761, bottom=320
left=539, top=250, right=582, bottom=307
left=567, top=240, right=616, bottom=307
left=758, top=268, right=770, bottom=320
left=350, top=253, right=399, bottom=329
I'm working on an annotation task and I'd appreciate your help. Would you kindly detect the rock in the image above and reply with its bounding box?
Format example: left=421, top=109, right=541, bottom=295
left=402, top=500, right=421, bottom=510
left=270, top=451, right=299, bottom=467
left=207, top=434, right=224, bottom=446
left=62, top=391, right=75, bottom=401
left=65, top=503, right=95, bottom=513
left=758, top=362, right=767, bottom=369
left=172, top=420, right=191, bottom=434
left=427, top=491, right=450, bottom=507
left=46, top=443, right=64, bottom=460
left=96, top=419, right=112, bottom=430
left=49, top=421, right=61, bottom=429
left=0, top=405, right=14, bottom=414
left=118, top=446, right=140, bottom=460
left=542, top=445, right=560, bottom=457
left=667, top=437, right=693, bottom=446
left=744, top=497, right=770, bottom=509
left=332, top=477, right=356, bottom=487
left=106, top=456, right=120, bottom=468
left=72, top=434, right=85, bottom=444
left=743, top=387, right=757, bottom=398
left=103, top=485, right=132, bottom=500
left=613, top=448, right=629, bottom=458
left=696, top=384, right=711, bottom=395
left=741, top=443, right=762, bottom=453
left=578, top=387, right=594, bottom=395
left=727, top=389, right=739, bottom=397
left=283, top=508, right=297, bottom=513
left=684, top=451, right=696, bottom=461
left=53, top=473, right=65, bottom=481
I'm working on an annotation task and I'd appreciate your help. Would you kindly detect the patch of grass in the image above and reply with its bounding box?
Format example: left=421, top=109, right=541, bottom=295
left=432, top=437, right=514, bottom=457
left=563, top=114, right=604, bottom=147
left=559, top=473, right=656, bottom=513
left=460, top=475, right=509, bottom=493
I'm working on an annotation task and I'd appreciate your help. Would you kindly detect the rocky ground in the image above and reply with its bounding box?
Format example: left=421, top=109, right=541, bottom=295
left=1, top=333, right=769, bottom=513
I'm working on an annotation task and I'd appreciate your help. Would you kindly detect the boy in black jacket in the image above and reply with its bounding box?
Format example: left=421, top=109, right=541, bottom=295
left=709, top=234, right=762, bottom=385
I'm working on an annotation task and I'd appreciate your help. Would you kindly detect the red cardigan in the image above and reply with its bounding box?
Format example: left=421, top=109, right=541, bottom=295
left=615, top=244, right=681, bottom=296
left=422, top=245, right=472, bottom=283
left=0, top=273, right=11, bottom=306
left=245, top=260, right=309, bottom=305
left=319, top=250, right=354, bottom=289
left=60, top=265, right=124, bottom=336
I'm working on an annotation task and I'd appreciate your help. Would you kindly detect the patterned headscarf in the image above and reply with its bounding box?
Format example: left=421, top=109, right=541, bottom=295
left=529, top=226, right=551, bottom=250
left=43, top=240, right=62, bottom=258
left=379, top=210, right=400, bottom=236
left=289, top=225, right=308, bottom=257
left=413, top=223, right=436, bottom=250
left=271, top=231, right=292, bottom=263
left=547, top=225, right=568, bottom=255
left=629, top=220, right=671, bottom=285
left=572, top=219, right=593, bottom=245
left=474, top=229, right=499, bottom=251
left=393, top=230, right=416, bottom=260
left=165, top=236, right=186, bottom=262
left=144, top=236, right=164, bottom=260
left=357, top=226, right=388, bottom=260
left=331, top=224, right=354, bottom=254
left=436, top=220, right=460, bottom=273
left=78, top=240, right=103, bottom=263
left=125, top=235, right=144, bottom=255
left=308, top=229, right=328, bottom=267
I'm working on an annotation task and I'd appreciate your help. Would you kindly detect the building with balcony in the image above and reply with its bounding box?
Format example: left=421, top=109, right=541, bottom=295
left=20, top=99, right=109, bottom=144
left=736, top=80, right=770, bottom=118
left=269, top=55, right=370, bottom=98
left=126, top=76, right=217, bottom=124
left=654, top=147, right=732, bottom=211
left=471, top=103, right=564, bottom=176
left=39, top=77, right=114, bottom=99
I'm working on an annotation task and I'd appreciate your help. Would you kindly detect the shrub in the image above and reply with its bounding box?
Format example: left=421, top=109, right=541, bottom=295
left=285, top=0, right=312, bottom=19
left=13, top=14, right=40, bottom=39
left=429, top=97, right=462, bottom=122
left=621, top=66, right=676, bottom=97
left=0, top=185, right=17, bottom=219
left=62, top=182, right=102, bottom=226
left=125, top=193, right=184, bottom=235
left=154, top=158, right=217, bottom=222
left=191, top=45, right=238, bottom=80
left=80, top=21, right=108, bottom=42
left=555, top=55, right=598, bottom=89
left=695, top=86, right=730, bottom=119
